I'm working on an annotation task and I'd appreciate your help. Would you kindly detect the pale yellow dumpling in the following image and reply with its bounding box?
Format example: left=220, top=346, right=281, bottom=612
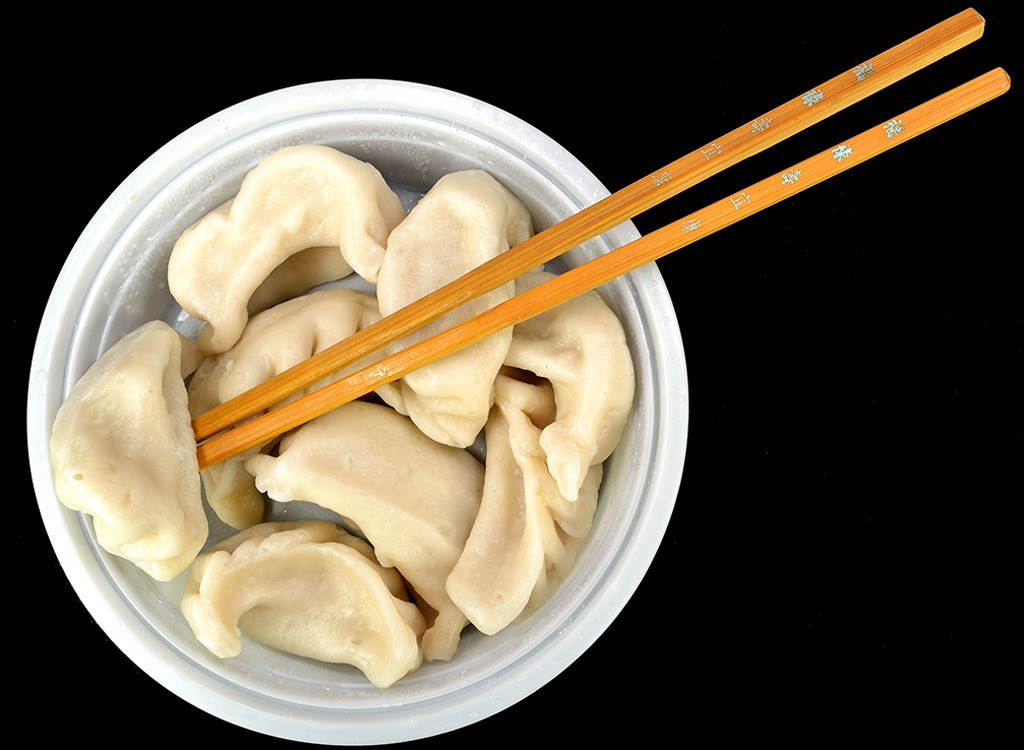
left=246, top=400, right=484, bottom=662
left=446, top=374, right=600, bottom=635
left=376, top=170, right=534, bottom=448
left=181, top=521, right=425, bottom=689
left=246, top=245, right=354, bottom=316
left=49, top=320, right=207, bottom=582
left=505, top=270, right=635, bottom=501
left=187, top=288, right=384, bottom=529
left=168, top=144, right=406, bottom=354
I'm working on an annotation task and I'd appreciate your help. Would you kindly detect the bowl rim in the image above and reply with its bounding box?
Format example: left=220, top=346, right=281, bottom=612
left=27, top=78, right=688, bottom=745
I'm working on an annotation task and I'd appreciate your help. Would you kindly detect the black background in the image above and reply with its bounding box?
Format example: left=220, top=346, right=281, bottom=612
left=14, top=2, right=1019, bottom=744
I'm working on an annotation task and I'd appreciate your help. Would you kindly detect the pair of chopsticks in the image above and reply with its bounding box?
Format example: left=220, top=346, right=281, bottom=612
left=193, top=8, right=1008, bottom=470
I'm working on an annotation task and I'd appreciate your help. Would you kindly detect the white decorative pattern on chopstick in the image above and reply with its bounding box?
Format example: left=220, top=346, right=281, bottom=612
left=191, top=9, right=986, bottom=446
left=196, top=67, right=1010, bottom=469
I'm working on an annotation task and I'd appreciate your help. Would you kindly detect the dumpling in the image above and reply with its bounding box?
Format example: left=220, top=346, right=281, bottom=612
left=504, top=270, right=635, bottom=501
left=245, top=400, right=484, bottom=662
left=168, top=144, right=407, bottom=354
left=49, top=320, right=207, bottom=581
left=446, top=373, right=600, bottom=635
left=375, top=169, right=533, bottom=448
left=246, top=245, right=353, bottom=317
left=181, top=521, right=425, bottom=689
left=187, top=288, right=385, bottom=529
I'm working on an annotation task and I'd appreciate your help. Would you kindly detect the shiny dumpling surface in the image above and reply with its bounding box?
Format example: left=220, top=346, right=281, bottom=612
left=245, top=245, right=354, bottom=317
left=187, top=288, right=384, bottom=529
left=245, top=400, right=484, bottom=662
left=181, top=521, right=425, bottom=689
left=168, top=144, right=406, bottom=354
left=375, top=169, right=534, bottom=448
left=446, top=374, right=600, bottom=635
left=49, top=320, right=207, bottom=581
left=505, top=270, right=635, bottom=501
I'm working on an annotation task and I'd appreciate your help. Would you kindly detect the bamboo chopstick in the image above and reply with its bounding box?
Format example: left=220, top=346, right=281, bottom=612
left=191, top=8, right=985, bottom=445
left=195, top=67, right=1010, bottom=470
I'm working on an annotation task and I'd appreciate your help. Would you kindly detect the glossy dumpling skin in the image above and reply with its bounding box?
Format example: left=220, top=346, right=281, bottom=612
left=375, top=170, right=533, bottom=448
left=504, top=270, right=635, bottom=501
left=446, top=373, right=600, bottom=635
left=49, top=320, right=207, bottom=582
left=246, top=245, right=353, bottom=317
left=168, top=144, right=407, bottom=354
left=245, top=400, right=484, bottom=662
left=187, top=288, right=384, bottom=529
left=181, top=521, right=425, bottom=688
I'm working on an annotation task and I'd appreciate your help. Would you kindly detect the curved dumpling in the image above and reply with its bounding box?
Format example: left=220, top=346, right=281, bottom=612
left=504, top=270, right=635, bottom=501
left=246, top=245, right=354, bottom=317
left=49, top=320, right=207, bottom=581
left=168, top=144, right=407, bottom=354
left=181, top=521, right=425, bottom=688
left=187, top=288, right=384, bottom=529
left=245, top=400, right=484, bottom=662
left=446, top=373, right=600, bottom=635
left=375, top=169, right=533, bottom=448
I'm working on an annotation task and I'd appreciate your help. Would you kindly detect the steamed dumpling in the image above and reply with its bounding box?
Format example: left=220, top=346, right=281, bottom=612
left=168, top=144, right=407, bottom=354
left=245, top=400, right=484, bottom=662
left=375, top=170, right=533, bottom=448
left=181, top=521, right=425, bottom=688
left=246, top=245, right=354, bottom=316
left=187, top=288, right=385, bottom=529
left=49, top=320, right=207, bottom=581
left=446, top=373, right=600, bottom=634
left=504, top=270, right=635, bottom=501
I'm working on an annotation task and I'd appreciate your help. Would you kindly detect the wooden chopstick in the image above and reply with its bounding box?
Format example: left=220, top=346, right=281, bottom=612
left=195, top=67, right=1010, bottom=469
left=191, top=8, right=985, bottom=445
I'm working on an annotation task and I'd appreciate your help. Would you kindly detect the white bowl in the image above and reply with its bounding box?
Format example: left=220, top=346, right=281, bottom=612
left=26, top=79, right=687, bottom=745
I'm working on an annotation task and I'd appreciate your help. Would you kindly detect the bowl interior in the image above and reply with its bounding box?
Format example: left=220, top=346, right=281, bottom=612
left=27, top=80, right=687, bottom=745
